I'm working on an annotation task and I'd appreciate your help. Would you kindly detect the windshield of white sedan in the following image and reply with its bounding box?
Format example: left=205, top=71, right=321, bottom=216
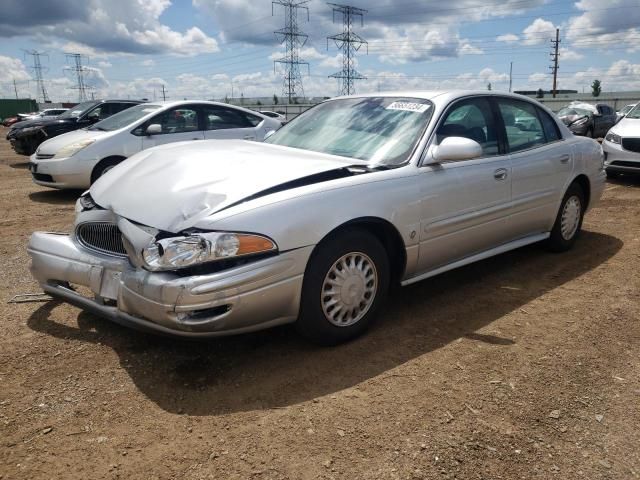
left=626, top=104, right=640, bottom=119
left=265, top=97, right=434, bottom=165
left=57, top=101, right=98, bottom=119
left=88, top=104, right=162, bottom=131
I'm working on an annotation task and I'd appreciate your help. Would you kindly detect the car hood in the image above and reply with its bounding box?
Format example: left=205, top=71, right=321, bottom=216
left=610, top=117, right=640, bottom=137
left=91, top=139, right=359, bottom=232
left=11, top=117, right=74, bottom=130
left=36, top=128, right=110, bottom=156
left=559, top=114, right=590, bottom=126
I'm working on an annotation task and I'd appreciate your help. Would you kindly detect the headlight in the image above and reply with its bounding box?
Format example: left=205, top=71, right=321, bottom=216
left=572, top=116, right=589, bottom=126
left=142, top=232, right=277, bottom=271
left=53, top=139, right=95, bottom=159
left=605, top=132, right=621, bottom=144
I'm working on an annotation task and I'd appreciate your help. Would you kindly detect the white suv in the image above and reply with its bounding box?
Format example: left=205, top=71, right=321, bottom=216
left=29, top=100, right=282, bottom=189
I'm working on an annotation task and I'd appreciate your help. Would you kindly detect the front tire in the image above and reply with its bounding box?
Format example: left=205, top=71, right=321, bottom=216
left=91, top=157, right=124, bottom=185
left=546, top=183, right=585, bottom=252
left=297, top=228, right=389, bottom=345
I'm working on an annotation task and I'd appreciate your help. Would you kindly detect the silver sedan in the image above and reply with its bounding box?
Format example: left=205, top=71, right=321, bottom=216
left=28, top=91, right=606, bottom=345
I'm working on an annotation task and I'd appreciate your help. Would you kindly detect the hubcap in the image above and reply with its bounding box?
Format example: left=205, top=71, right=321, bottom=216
left=560, top=195, right=581, bottom=240
left=321, top=252, right=378, bottom=327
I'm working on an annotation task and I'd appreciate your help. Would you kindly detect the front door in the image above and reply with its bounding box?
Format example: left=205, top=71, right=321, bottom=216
left=141, top=106, right=204, bottom=149
left=201, top=105, right=263, bottom=141
left=416, top=96, right=512, bottom=273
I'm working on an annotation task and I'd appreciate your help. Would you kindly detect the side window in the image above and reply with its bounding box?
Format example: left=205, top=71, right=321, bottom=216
left=497, top=99, right=546, bottom=153
left=537, top=107, right=561, bottom=142
left=436, top=97, right=499, bottom=156
left=202, top=106, right=258, bottom=130
left=111, top=103, right=134, bottom=115
left=149, top=107, right=199, bottom=134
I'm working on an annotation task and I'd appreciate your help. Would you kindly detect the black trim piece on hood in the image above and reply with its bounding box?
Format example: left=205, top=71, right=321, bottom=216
left=217, top=165, right=382, bottom=213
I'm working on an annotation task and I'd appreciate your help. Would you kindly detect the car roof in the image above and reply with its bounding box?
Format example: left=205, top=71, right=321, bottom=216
left=331, top=90, right=549, bottom=105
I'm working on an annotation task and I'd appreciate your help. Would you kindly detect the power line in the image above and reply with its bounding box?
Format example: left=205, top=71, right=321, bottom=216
left=272, top=0, right=310, bottom=101
left=327, top=3, right=368, bottom=96
left=24, top=50, right=50, bottom=103
left=64, top=53, right=89, bottom=102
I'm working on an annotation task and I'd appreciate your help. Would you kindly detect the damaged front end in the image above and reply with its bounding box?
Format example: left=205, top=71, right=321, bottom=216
left=27, top=195, right=309, bottom=337
left=8, top=126, right=48, bottom=156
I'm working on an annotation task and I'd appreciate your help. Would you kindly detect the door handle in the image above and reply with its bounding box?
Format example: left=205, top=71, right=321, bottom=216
left=493, top=168, right=508, bottom=180
left=558, top=154, right=570, bottom=163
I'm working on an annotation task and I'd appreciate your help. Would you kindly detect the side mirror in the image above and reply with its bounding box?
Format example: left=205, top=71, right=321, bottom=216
left=264, top=129, right=276, bottom=140
left=428, top=136, right=483, bottom=164
left=146, top=124, right=162, bottom=135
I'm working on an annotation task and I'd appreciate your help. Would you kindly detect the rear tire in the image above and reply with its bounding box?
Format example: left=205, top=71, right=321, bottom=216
left=546, top=183, right=585, bottom=252
left=91, top=157, right=125, bottom=185
left=297, top=228, right=389, bottom=345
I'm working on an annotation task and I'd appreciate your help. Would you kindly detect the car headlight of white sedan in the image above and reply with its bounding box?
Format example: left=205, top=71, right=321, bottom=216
left=142, top=232, right=277, bottom=271
left=53, top=139, right=95, bottom=158
left=605, top=132, right=621, bottom=144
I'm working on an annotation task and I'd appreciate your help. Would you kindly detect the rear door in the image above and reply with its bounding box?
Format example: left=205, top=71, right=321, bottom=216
left=201, top=105, right=263, bottom=141
left=141, top=106, right=204, bottom=149
left=417, top=96, right=512, bottom=272
left=496, top=97, right=572, bottom=238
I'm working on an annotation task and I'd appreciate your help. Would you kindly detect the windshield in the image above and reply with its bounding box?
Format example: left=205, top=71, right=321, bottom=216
left=265, top=97, right=434, bottom=165
left=626, top=104, right=640, bottom=119
left=88, top=104, right=161, bottom=131
left=557, top=106, right=593, bottom=117
left=58, top=101, right=99, bottom=119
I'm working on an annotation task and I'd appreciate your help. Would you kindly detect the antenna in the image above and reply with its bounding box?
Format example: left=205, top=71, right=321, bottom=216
left=272, top=0, right=310, bottom=102
left=64, top=53, right=89, bottom=102
left=327, top=3, right=368, bottom=96
left=24, top=50, right=50, bottom=103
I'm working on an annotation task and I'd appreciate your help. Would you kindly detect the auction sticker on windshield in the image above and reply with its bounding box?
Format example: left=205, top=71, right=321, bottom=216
left=386, top=101, right=430, bottom=113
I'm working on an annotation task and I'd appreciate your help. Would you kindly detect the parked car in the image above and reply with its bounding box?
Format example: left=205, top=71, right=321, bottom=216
left=602, top=103, right=640, bottom=177
left=28, top=91, right=605, bottom=345
left=2, top=116, right=20, bottom=127
left=557, top=102, right=617, bottom=138
left=259, top=110, right=287, bottom=122
left=29, top=100, right=282, bottom=189
left=615, top=103, right=637, bottom=123
left=17, top=108, right=69, bottom=122
left=6, top=100, right=143, bottom=156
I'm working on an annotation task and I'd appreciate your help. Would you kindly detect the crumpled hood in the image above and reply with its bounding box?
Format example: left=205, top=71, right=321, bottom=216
left=91, top=139, right=356, bottom=232
left=559, top=114, right=590, bottom=126
left=610, top=117, right=640, bottom=137
left=36, top=128, right=110, bottom=156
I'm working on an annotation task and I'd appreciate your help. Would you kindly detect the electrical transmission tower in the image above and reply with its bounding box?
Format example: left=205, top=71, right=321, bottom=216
left=272, top=0, right=310, bottom=102
left=65, top=53, right=89, bottom=102
left=549, top=28, right=560, bottom=98
left=327, top=3, right=368, bottom=96
left=24, top=50, right=50, bottom=103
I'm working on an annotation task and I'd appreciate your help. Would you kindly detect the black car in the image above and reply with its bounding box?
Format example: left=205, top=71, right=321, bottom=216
left=556, top=102, right=617, bottom=139
left=6, top=100, right=144, bottom=156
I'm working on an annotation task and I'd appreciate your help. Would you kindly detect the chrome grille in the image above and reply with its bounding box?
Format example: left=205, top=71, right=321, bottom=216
left=35, top=153, right=55, bottom=159
left=75, top=222, right=128, bottom=257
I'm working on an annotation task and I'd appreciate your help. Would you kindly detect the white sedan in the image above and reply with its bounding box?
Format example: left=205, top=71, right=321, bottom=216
left=603, top=103, right=640, bottom=177
left=28, top=91, right=605, bottom=345
left=28, top=100, right=282, bottom=189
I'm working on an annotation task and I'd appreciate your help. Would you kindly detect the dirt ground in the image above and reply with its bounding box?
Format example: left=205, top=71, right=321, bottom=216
left=0, top=126, right=638, bottom=480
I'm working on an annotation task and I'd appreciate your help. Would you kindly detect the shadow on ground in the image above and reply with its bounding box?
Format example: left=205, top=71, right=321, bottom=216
left=28, top=231, right=622, bottom=416
left=28, top=189, right=83, bottom=205
left=606, top=173, right=640, bottom=187
left=8, top=161, right=30, bottom=170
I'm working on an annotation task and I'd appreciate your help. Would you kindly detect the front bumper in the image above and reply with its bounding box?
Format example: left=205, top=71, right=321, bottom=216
left=28, top=231, right=309, bottom=338
left=29, top=153, right=93, bottom=189
left=603, top=139, right=640, bottom=173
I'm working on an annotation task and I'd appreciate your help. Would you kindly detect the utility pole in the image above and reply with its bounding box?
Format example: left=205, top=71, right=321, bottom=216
left=272, top=0, right=310, bottom=103
left=24, top=50, right=50, bottom=103
left=13, top=79, right=19, bottom=99
left=327, top=3, right=368, bottom=96
left=550, top=28, right=560, bottom=98
left=509, top=61, right=513, bottom=93
left=161, top=84, right=167, bottom=101
left=64, top=53, right=89, bottom=102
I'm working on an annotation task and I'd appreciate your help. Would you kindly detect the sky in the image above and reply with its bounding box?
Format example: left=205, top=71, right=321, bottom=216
left=1, top=0, right=640, bottom=102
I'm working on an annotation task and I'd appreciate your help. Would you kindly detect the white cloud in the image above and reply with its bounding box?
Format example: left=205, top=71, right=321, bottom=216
left=522, top=18, right=556, bottom=45
left=142, top=59, right=156, bottom=67
left=496, top=33, right=519, bottom=43
left=559, top=47, right=584, bottom=61
left=566, top=0, right=640, bottom=51
left=97, top=61, right=112, bottom=68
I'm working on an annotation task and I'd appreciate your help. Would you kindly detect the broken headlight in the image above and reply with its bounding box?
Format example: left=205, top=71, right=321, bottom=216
left=142, top=232, right=277, bottom=271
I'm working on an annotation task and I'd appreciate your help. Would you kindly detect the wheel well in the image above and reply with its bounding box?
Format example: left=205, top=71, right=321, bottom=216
left=316, top=217, right=407, bottom=285
left=572, top=174, right=591, bottom=209
left=91, top=156, right=127, bottom=182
